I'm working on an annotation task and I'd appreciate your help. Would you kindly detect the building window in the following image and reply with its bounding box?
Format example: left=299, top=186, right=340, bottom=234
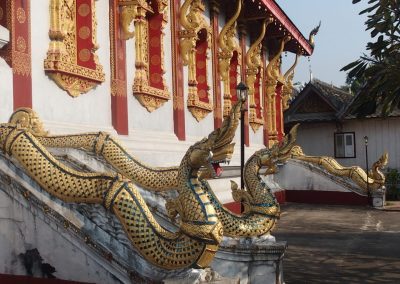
left=334, top=132, right=356, bottom=158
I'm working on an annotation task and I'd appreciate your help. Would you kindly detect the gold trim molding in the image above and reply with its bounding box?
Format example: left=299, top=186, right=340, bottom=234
left=44, top=0, right=105, bottom=98
left=179, top=0, right=213, bottom=121
left=245, top=18, right=272, bottom=133
left=266, top=36, right=290, bottom=146
left=119, top=0, right=170, bottom=112
left=282, top=53, right=299, bottom=111
left=218, top=0, right=241, bottom=118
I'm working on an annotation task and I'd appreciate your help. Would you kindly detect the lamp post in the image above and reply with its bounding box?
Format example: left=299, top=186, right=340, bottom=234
left=364, top=135, right=370, bottom=205
left=236, top=82, right=248, bottom=190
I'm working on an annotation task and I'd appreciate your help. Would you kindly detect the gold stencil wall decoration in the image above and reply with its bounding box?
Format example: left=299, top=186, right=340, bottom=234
left=218, top=0, right=241, bottom=118
left=282, top=53, right=299, bottom=111
left=44, top=0, right=105, bottom=97
left=179, top=0, right=213, bottom=122
left=245, top=19, right=271, bottom=133
left=119, top=0, right=170, bottom=112
left=265, top=35, right=290, bottom=146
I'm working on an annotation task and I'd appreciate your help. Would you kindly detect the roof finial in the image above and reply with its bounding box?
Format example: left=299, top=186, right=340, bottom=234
left=308, top=21, right=321, bottom=48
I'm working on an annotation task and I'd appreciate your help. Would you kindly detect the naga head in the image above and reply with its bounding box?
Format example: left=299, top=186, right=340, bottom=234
left=259, top=124, right=299, bottom=171
left=188, top=97, right=244, bottom=178
left=9, top=108, right=48, bottom=136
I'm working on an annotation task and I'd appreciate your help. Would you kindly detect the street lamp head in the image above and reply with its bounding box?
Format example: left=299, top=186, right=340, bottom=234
left=236, top=82, right=248, bottom=102
left=364, top=135, right=368, bottom=145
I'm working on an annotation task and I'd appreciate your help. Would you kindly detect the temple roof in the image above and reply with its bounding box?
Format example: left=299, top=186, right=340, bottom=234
left=284, top=79, right=353, bottom=124
left=237, top=0, right=314, bottom=56
left=285, top=78, right=400, bottom=125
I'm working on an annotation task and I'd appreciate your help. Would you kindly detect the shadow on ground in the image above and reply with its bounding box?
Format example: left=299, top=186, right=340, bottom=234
left=274, top=203, right=400, bottom=284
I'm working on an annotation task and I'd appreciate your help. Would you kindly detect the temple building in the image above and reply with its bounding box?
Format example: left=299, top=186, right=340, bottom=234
left=0, top=1, right=317, bottom=283
left=0, top=0, right=313, bottom=163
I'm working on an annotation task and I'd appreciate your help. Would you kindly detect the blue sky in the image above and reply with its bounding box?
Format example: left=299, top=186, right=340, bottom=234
left=276, top=0, right=371, bottom=87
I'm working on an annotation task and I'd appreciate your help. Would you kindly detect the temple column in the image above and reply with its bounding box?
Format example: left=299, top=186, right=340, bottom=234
left=275, top=84, right=283, bottom=142
left=210, top=0, right=222, bottom=129
left=262, top=47, right=269, bottom=146
left=171, top=0, right=185, bottom=140
left=110, top=1, right=128, bottom=134
left=0, top=0, right=32, bottom=109
left=238, top=22, right=249, bottom=146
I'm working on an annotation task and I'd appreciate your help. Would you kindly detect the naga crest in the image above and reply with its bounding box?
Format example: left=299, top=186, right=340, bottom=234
left=8, top=108, right=48, bottom=136
left=194, top=97, right=245, bottom=178
left=260, top=123, right=300, bottom=170
left=308, top=21, right=321, bottom=47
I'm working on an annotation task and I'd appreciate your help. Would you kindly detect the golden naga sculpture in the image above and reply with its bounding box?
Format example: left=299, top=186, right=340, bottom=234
left=2, top=107, right=256, bottom=269
left=180, top=0, right=213, bottom=121
left=218, top=0, right=242, bottom=118
left=282, top=53, right=300, bottom=111
left=44, top=0, right=105, bottom=97
left=266, top=36, right=291, bottom=146
left=8, top=101, right=299, bottom=239
left=290, top=146, right=388, bottom=193
left=308, top=21, right=321, bottom=48
left=12, top=99, right=239, bottom=193
left=119, top=0, right=170, bottom=112
left=200, top=124, right=299, bottom=237
left=246, top=18, right=273, bottom=133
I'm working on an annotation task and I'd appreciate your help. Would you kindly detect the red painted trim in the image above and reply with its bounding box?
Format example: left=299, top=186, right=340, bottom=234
left=285, top=190, right=368, bottom=206
left=13, top=74, right=32, bottom=109
left=254, top=68, right=262, bottom=118
left=148, top=12, right=165, bottom=90
left=275, top=85, right=283, bottom=142
left=12, top=0, right=32, bottom=109
left=0, top=274, right=93, bottom=284
left=195, top=39, right=209, bottom=104
left=223, top=201, right=242, bottom=214
left=229, top=51, right=239, bottom=103
left=262, top=51, right=269, bottom=146
left=76, top=0, right=96, bottom=69
left=261, top=0, right=313, bottom=56
left=109, top=1, right=128, bottom=135
left=274, top=190, right=286, bottom=204
left=171, top=0, right=185, bottom=141
left=240, top=34, right=249, bottom=146
left=211, top=10, right=222, bottom=129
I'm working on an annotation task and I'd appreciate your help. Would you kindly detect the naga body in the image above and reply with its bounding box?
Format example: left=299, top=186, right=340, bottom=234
left=290, top=145, right=388, bottom=193
left=8, top=104, right=295, bottom=239
left=204, top=124, right=299, bottom=237
left=0, top=107, right=241, bottom=270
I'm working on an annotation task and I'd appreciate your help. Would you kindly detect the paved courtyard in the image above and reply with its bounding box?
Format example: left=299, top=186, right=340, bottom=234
left=274, top=203, right=400, bottom=284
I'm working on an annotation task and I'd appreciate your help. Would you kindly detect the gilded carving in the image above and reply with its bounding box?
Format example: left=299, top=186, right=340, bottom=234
left=16, top=7, right=25, bottom=23
left=291, top=146, right=388, bottom=194
left=282, top=53, right=299, bottom=110
left=179, top=0, right=213, bottom=121
left=218, top=0, right=242, bottom=117
left=266, top=36, right=290, bottom=146
left=119, top=0, right=170, bottom=112
left=245, top=18, right=272, bottom=133
left=44, top=0, right=105, bottom=97
left=1, top=105, right=249, bottom=269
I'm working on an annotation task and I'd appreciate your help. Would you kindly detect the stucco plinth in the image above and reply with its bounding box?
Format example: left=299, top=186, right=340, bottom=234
left=211, top=236, right=287, bottom=284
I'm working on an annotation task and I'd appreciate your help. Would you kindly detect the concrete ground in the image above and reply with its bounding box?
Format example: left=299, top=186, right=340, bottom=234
left=274, top=203, right=400, bottom=284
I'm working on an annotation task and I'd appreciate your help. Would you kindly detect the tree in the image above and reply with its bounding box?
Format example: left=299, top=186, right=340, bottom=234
left=341, top=0, right=400, bottom=117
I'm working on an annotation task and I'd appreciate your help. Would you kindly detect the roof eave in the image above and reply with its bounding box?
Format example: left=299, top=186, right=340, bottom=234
left=260, top=0, right=313, bottom=56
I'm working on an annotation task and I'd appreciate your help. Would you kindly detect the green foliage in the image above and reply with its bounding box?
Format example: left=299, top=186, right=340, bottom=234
left=341, top=0, right=400, bottom=117
left=385, top=168, right=400, bottom=200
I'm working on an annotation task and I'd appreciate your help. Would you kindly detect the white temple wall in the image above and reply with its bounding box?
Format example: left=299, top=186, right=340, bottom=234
left=296, top=119, right=400, bottom=171
left=0, top=59, right=13, bottom=123
left=30, top=2, right=112, bottom=133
